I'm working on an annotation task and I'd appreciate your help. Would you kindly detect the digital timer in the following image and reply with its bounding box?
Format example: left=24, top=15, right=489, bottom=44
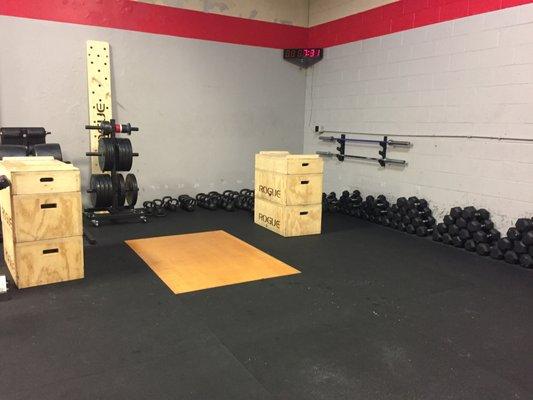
left=283, top=48, right=324, bottom=69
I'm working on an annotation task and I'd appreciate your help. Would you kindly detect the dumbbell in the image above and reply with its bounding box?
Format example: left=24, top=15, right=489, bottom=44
left=497, top=237, right=513, bottom=251
left=416, top=226, right=434, bottom=237
left=516, top=218, right=533, bottom=233
left=412, top=216, right=436, bottom=228
left=507, top=227, right=521, bottom=241
left=452, top=236, right=464, bottom=248
left=513, top=240, right=528, bottom=255
left=407, top=197, right=428, bottom=210
left=472, top=229, right=500, bottom=244
left=432, top=231, right=443, bottom=242
left=519, top=254, right=533, bottom=269
left=407, top=208, right=432, bottom=219
left=522, top=230, right=533, bottom=246
left=437, top=223, right=448, bottom=234
left=406, top=224, right=416, bottom=234
left=504, top=251, right=519, bottom=265
left=396, top=197, right=407, bottom=208
left=462, top=206, right=490, bottom=221
left=401, top=215, right=411, bottom=225
left=490, top=245, right=504, bottom=260
left=450, top=207, right=462, bottom=219
left=464, top=239, right=477, bottom=252
left=443, top=215, right=455, bottom=226
left=458, top=229, right=471, bottom=241
left=455, top=217, right=468, bottom=229
left=467, top=220, right=494, bottom=233
left=442, top=233, right=453, bottom=245
left=476, top=243, right=491, bottom=256
left=448, top=224, right=460, bottom=236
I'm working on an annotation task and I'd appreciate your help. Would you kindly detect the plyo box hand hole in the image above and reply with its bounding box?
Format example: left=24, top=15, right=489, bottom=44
left=42, top=248, right=59, bottom=255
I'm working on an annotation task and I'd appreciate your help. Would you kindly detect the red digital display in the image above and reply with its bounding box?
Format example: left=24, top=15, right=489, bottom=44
left=284, top=48, right=322, bottom=59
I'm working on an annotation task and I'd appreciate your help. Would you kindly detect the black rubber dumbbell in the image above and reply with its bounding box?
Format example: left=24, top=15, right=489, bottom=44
left=397, top=197, right=407, bottom=208
left=476, top=243, right=491, bottom=256
left=437, top=223, right=448, bottom=234
left=462, top=206, right=490, bottom=221
left=513, top=240, right=528, bottom=255
left=442, top=233, right=453, bottom=245
left=519, top=254, right=533, bottom=269
left=473, top=229, right=500, bottom=244
left=455, top=217, right=468, bottom=229
left=408, top=207, right=432, bottom=219
left=464, top=239, right=477, bottom=252
left=522, top=230, right=533, bottom=246
left=406, top=224, right=416, bottom=234
left=458, top=229, right=472, bottom=241
left=432, top=231, right=443, bottom=242
left=467, top=219, right=494, bottom=233
left=443, top=215, right=455, bottom=226
left=448, top=224, right=460, bottom=236
left=516, top=218, right=533, bottom=233
left=452, top=236, right=464, bottom=248
left=490, top=245, right=504, bottom=260
left=507, top=227, right=521, bottom=241
left=407, top=197, right=428, bottom=210
left=412, top=216, right=436, bottom=228
left=497, top=237, right=513, bottom=251
left=504, top=250, right=519, bottom=264
left=450, top=207, right=462, bottom=219
left=416, top=226, right=434, bottom=237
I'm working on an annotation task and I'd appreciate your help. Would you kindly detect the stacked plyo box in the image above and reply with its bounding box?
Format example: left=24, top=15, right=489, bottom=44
left=254, top=151, right=323, bottom=237
left=0, top=157, right=84, bottom=288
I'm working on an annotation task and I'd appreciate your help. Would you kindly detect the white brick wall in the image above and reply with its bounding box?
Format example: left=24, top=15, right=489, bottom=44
left=304, top=4, right=533, bottom=230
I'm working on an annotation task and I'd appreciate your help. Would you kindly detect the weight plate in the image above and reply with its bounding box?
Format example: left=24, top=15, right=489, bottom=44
left=32, top=143, right=63, bottom=161
left=125, top=173, right=138, bottom=206
left=116, top=173, right=126, bottom=207
left=0, top=145, right=27, bottom=159
left=116, top=138, right=133, bottom=171
left=98, top=138, right=114, bottom=171
left=89, top=174, right=113, bottom=208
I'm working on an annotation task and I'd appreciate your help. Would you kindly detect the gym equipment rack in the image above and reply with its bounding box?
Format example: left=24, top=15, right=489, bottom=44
left=84, top=119, right=146, bottom=227
left=316, top=134, right=410, bottom=166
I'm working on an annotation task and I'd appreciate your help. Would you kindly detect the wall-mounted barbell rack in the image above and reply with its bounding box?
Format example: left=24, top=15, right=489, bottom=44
left=316, top=134, right=411, bottom=167
left=84, top=119, right=147, bottom=228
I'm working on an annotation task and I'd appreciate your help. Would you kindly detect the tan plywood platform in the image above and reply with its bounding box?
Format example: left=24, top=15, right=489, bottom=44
left=126, top=230, right=300, bottom=294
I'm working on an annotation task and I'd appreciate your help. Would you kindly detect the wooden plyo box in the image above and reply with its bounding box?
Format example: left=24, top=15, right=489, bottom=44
left=254, top=198, right=322, bottom=237
left=254, top=151, right=323, bottom=206
left=0, top=157, right=84, bottom=288
left=254, top=151, right=323, bottom=237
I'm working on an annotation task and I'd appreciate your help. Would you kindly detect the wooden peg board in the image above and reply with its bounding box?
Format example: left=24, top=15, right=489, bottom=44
left=86, top=40, right=113, bottom=174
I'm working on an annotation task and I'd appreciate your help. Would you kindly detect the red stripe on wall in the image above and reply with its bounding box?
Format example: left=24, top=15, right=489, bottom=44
left=309, top=0, right=533, bottom=48
left=0, top=0, right=308, bottom=49
left=0, top=0, right=532, bottom=49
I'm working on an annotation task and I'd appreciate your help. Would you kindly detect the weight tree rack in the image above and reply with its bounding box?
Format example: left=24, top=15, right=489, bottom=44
left=84, top=119, right=146, bottom=227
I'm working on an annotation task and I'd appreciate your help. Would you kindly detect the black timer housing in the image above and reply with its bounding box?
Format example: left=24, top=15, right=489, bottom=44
left=283, top=48, right=323, bottom=68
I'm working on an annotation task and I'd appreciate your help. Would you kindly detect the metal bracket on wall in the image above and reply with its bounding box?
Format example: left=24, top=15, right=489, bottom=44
left=316, top=134, right=411, bottom=167
left=86, top=40, right=113, bottom=174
